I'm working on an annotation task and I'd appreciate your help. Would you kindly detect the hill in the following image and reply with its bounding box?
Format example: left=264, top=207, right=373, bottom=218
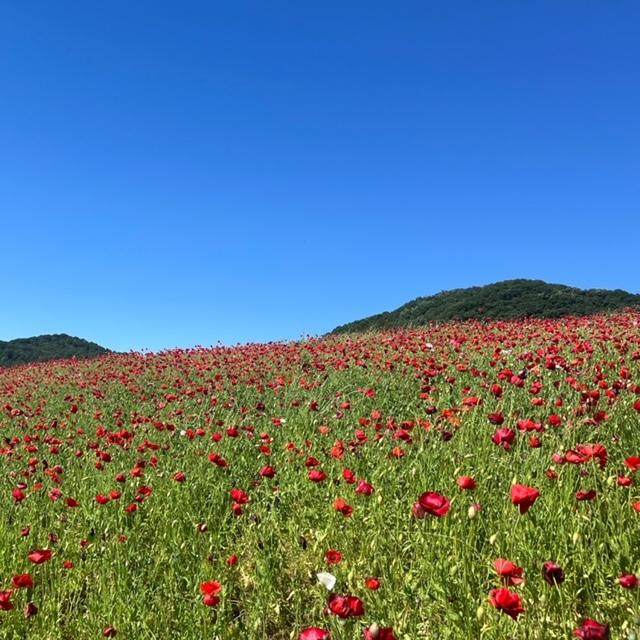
left=331, top=279, right=640, bottom=334
left=0, top=334, right=110, bottom=368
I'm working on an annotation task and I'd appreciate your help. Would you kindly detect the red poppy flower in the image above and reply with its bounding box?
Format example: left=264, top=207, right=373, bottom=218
left=494, top=559, right=524, bottom=586
left=489, top=587, right=525, bottom=620
left=625, top=456, right=640, bottom=472
left=327, top=594, right=365, bottom=618
left=343, top=468, right=356, bottom=484
left=137, top=485, right=153, bottom=498
left=566, top=449, right=585, bottom=465
left=363, top=625, right=396, bottom=640
left=510, top=484, right=540, bottom=514
left=334, top=498, right=353, bottom=517
left=208, top=452, right=229, bottom=468
left=103, top=628, right=117, bottom=638
left=230, top=488, right=250, bottom=504
left=325, top=550, right=343, bottom=565
left=28, top=549, right=53, bottom=564
left=259, top=466, right=276, bottom=478
left=417, top=492, right=451, bottom=517
left=12, top=574, right=33, bottom=589
left=0, top=591, right=14, bottom=611
left=457, top=476, right=476, bottom=490
left=390, top=446, right=405, bottom=459
left=574, top=618, right=609, bottom=639
left=200, top=581, right=222, bottom=606
left=355, top=480, right=374, bottom=495
left=576, top=444, right=608, bottom=468
left=492, top=428, right=516, bottom=450
left=576, top=490, right=597, bottom=501
left=365, top=577, right=381, bottom=590
left=542, top=561, right=565, bottom=586
left=300, top=629, right=330, bottom=640
left=547, top=414, right=562, bottom=427
left=308, top=470, right=327, bottom=482
left=619, top=574, right=638, bottom=589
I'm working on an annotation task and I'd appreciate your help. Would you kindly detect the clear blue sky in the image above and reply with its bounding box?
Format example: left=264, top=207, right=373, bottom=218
left=1, top=2, right=639, bottom=352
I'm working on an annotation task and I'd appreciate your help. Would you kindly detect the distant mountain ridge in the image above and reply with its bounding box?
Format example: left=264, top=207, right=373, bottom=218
left=0, top=334, right=110, bottom=368
left=331, top=279, right=640, bottom=334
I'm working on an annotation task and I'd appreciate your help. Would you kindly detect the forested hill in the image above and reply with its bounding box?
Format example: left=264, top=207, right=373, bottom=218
left=0, top=334, right=110, bottom=368
left=331, top=280, right=640, bottom=334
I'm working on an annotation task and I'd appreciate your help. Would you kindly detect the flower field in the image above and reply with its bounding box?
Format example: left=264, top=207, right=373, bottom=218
left=1, top=313, right=640, bottom=639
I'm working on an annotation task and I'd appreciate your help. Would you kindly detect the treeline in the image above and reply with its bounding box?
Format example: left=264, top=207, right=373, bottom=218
left=331, top=279, right=640, bottom=334
left=0, top=334, right=110, bottom=368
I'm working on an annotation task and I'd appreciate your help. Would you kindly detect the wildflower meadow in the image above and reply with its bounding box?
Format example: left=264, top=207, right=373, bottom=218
left=1, top=313, right=640, bottom=639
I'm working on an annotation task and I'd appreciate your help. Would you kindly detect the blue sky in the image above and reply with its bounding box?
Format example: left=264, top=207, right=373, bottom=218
left=1, top=1, right=639, bottom=352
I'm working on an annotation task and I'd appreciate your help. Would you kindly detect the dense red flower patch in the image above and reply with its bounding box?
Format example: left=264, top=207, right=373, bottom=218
left=1, top=311, right=640, bottom=637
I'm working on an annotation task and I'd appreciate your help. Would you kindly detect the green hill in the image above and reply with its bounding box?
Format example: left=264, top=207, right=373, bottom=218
left=331, top=279, right=640, bottom=334
left=0, top=334, right=110, bottom=368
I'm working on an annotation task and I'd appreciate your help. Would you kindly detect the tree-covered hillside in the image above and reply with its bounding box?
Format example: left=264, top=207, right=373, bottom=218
left=0, top=334, right=110, bottom=368
left=331, top=279, right=640, bottom=334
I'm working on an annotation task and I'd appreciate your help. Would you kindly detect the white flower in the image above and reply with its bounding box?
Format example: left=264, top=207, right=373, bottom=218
left=316, top=571, right=336, bottom=591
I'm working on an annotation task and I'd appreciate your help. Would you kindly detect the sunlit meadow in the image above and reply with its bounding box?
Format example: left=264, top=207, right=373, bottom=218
left=1, top=313, right=640, bottom=639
